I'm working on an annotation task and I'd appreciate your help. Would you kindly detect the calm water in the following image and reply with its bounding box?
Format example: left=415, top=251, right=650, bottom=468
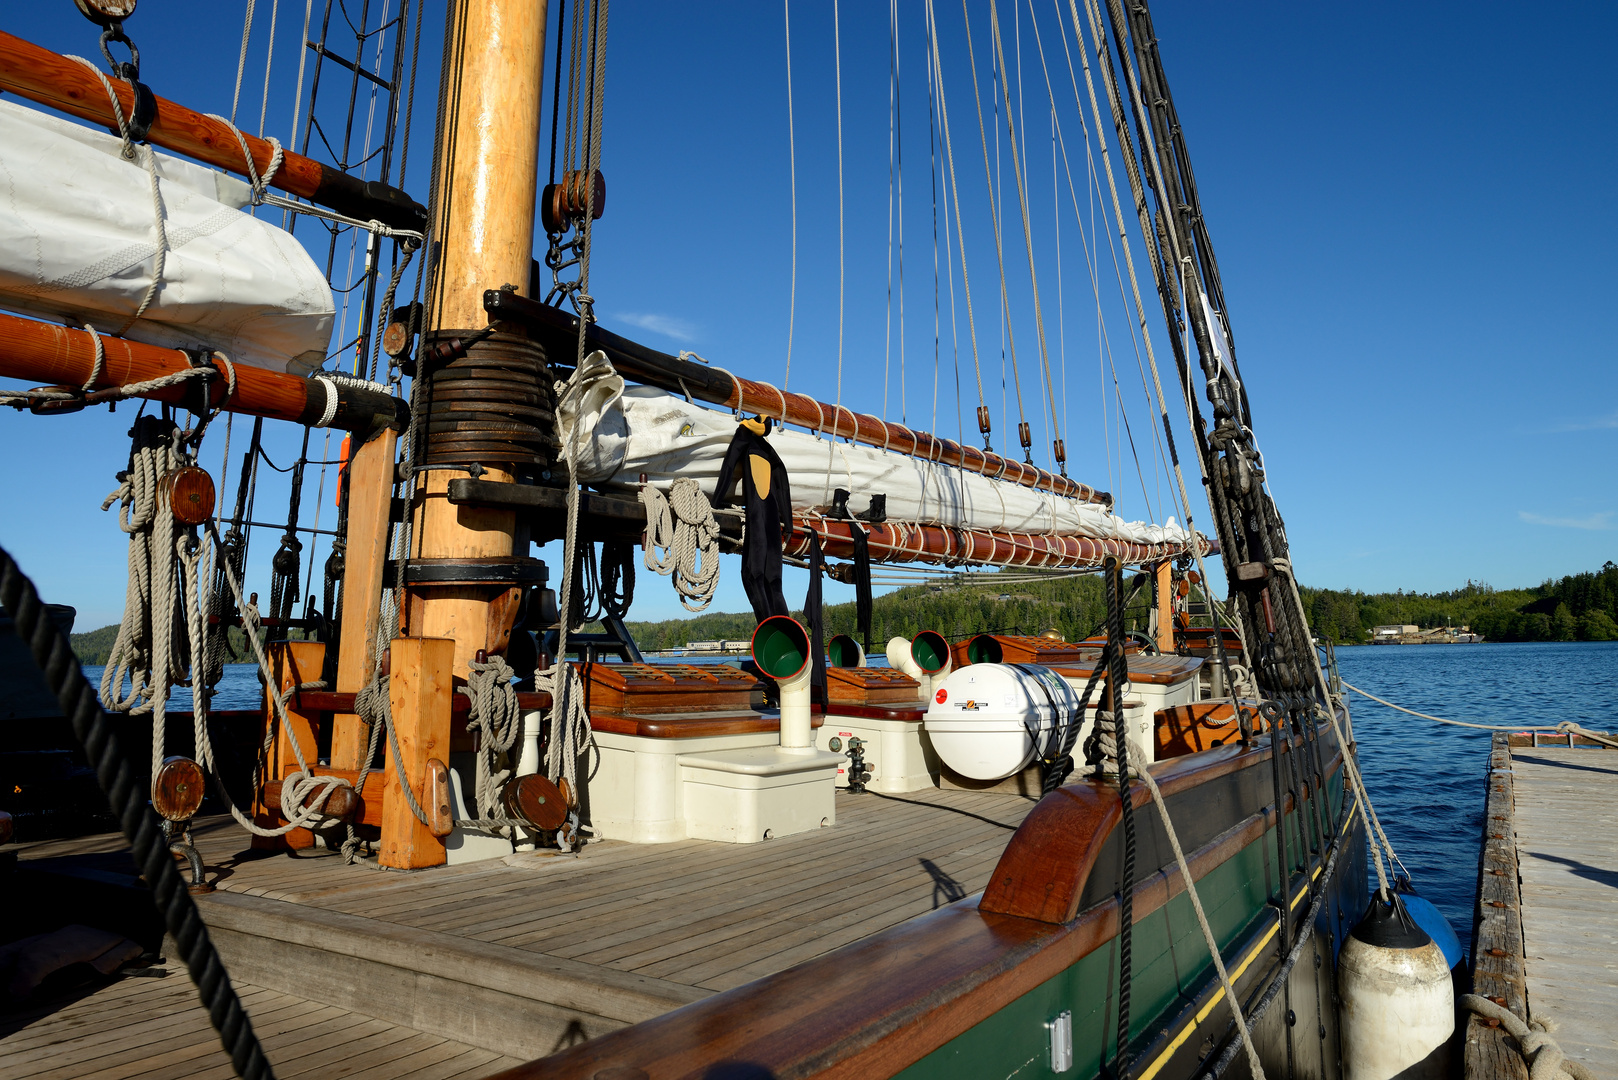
left=91, top=642, right=1618, bottom=945
left=1337, top=640, right=1618, bottom=945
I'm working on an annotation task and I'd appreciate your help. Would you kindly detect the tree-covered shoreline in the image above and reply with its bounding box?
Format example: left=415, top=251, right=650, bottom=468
left=69, top=561, right=1618, bottom=662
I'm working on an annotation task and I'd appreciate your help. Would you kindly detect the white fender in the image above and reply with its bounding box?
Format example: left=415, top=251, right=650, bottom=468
left=1339, top=897, right=1454, bottom=1080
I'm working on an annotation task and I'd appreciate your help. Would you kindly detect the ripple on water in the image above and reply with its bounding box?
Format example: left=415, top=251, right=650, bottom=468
left=1338, top=640, right=1618, bottom=948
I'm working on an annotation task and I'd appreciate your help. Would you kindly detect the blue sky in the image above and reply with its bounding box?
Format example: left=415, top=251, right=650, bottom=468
left=3, top=1, right=1615, bottom=630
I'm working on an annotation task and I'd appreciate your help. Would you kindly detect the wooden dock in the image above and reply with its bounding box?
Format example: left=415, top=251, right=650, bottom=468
left=1465, top=732, right=1618, bottom=1080
left=5, top=785, right=1036, bottom=1075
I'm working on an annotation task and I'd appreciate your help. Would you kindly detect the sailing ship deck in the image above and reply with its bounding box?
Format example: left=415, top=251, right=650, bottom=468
left=7, top=785, right=1039, bottom=1070
left=0, top=964, right=524, bottom=1080
left=1465, top=734, right=1618, bottom=1080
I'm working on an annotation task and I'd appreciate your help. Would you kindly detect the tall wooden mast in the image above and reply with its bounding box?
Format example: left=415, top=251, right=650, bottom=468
left=409, top=0, right=551, bottom=677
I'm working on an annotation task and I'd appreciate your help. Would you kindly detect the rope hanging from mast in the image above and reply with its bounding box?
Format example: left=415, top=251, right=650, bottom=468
left=548, top=0, right=611, bottom=808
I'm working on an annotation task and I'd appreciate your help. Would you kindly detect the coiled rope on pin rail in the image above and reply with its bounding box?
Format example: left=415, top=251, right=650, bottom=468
left=0, top=543, right=273, bottom=1080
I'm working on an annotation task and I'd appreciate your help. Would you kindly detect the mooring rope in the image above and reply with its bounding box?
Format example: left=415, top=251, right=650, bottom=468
left=1461, top=996, right=1599, bottom=1080
left=1342, top=681, right=1618, bottom=748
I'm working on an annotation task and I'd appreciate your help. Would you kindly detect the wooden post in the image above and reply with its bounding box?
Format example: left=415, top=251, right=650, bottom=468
left=380, top=636, right=453, bottom=869
left=408, top=0, right=549, bottom=679
left=252, top=640, right=326, bottom=851
left=1155, top=561, right=1175, bottom=654
left=331, top=427, right=398, bottom=770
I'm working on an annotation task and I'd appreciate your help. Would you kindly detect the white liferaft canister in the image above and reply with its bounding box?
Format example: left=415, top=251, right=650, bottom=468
left=924, top=664, right=1080, bottom=780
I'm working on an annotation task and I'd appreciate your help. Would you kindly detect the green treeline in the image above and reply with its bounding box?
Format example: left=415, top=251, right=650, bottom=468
left=1301, top=562, right=1618, bottom=644
left=71, top=624, right=306, bottom=666
left=622, top=573, right=1120, bottom=653
left=70, top=561, right=1618, bottom=662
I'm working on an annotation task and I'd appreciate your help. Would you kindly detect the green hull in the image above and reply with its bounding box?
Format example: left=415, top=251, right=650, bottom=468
left=901, top=752, right=1366, bottom=1080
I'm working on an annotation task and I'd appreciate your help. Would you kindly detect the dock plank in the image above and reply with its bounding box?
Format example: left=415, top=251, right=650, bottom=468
left=1509, top=746, right=1618, bottom=1078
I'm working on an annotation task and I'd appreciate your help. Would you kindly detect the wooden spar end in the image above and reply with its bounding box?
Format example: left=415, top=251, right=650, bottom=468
left=0, top=29, right=424, bottom=232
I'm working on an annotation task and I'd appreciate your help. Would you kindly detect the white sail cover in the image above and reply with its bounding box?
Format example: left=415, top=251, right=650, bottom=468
left=0, top=99, right=334, bottom=372
left=559, top=353, right=1191, bottom=546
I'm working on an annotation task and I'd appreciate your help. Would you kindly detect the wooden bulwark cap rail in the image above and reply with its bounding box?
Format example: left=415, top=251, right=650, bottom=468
left=0, top=313, right=405, bottom=433
left=0, top=29, right=426, bottom=234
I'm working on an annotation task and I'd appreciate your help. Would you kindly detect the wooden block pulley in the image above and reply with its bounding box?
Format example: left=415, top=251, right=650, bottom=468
left=159, top=466, right=215, bottom=526
left=152, top=756, right=205, bottom=821
left=503, top=774, right=568, bottom=831
left=74, top=0, right=138, bottom=26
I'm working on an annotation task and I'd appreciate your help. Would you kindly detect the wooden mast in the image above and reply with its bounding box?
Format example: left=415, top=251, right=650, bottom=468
left=409, top=0, right=550, bottom=678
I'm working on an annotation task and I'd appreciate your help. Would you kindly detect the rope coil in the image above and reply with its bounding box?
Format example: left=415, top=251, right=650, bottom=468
left=640, top=479, right=722, bottom=612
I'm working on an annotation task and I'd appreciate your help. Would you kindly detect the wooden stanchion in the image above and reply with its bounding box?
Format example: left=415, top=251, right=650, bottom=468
left=1155, top=561, right=1175, bottom=654
left=380, top=637, right=453, bottom=869
left=330, top=428, right=398, bottom=770
left=252, top=640, right=326, bottom=851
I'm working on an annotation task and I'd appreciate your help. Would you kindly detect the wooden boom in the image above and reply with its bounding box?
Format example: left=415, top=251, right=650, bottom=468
left=0, top=313, right=403, bottom=432
left=788, top=514, right=1211, bottom=571
left=484, top=288, right=1111, bottom=507
left=0, top=30, right=425, bottom=233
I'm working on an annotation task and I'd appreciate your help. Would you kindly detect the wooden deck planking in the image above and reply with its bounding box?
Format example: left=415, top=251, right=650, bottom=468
left=1508, top=747, right=1618, bottom=1077
left=0, top=967, right=524, bottom=1080
left=13, top=784, right=1042, bottom=1060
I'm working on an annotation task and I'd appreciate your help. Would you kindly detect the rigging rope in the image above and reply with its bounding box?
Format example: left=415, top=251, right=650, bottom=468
left=460, top=654, right=522, bottom=825
left=956, top=0, right=1033, bottom=461
left=1342, top=681, right=1618, bottom=748
left=986, top=0, right=1066, bottom=474
left=547, top=0, right=610, bottom=816
left=924, top=0, right=992, bottom=449
left=782, top=0, right=797, bottom=391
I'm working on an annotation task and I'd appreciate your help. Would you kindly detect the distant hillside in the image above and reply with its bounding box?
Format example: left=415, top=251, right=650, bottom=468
left=70, top=623, right=122, bottom=665
left=623, top=571, right=1120, bottom=652
left=71, top=623, right=301, bottom=665
left=72, top=561, right=1618, bottom=662
left=1301, top=561, right=1618, bottom=643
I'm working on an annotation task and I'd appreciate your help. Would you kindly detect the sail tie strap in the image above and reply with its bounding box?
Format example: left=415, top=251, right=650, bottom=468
left=640, top=478, right=722, bottom=612
left=67, top=56, right=168, bottom=335
left=1460, top=996, right=1598, bottom=1080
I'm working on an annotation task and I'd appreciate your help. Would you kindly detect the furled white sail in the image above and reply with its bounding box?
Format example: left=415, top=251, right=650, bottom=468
left=0, top=99, right=334, bottom=373
left=558, top=353, right=1190, bottom=546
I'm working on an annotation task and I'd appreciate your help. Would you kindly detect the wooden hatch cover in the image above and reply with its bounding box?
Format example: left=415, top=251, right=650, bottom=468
left=951, top=633, right=1099, bottom=668
left=1048, top=653, right=1205, bottom=686
left=579, top=661, right=760, bottom=715
left=826, top=666, right=919, bottom=707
